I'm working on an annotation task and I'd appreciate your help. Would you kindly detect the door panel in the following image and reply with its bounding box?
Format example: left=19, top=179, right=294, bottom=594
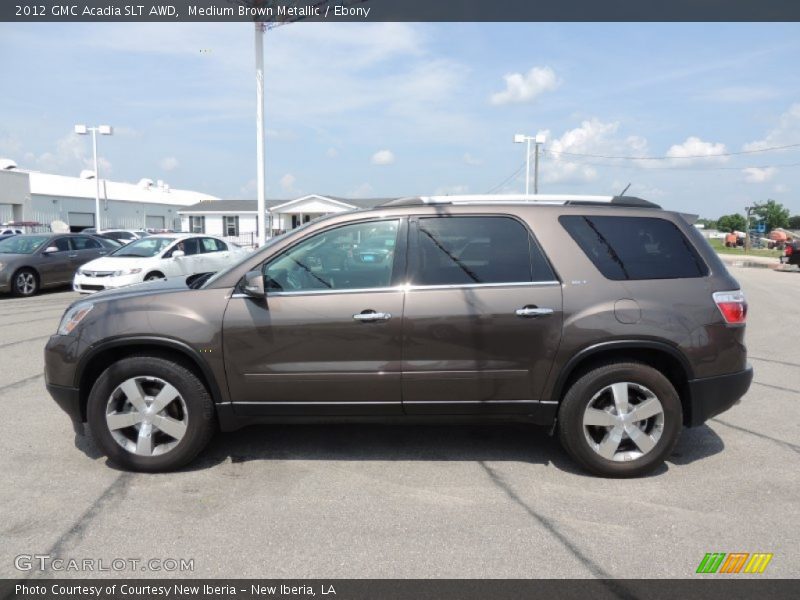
left=37, top=237, right=73, bottom=286
left=402, top=285, right=563, bottom=412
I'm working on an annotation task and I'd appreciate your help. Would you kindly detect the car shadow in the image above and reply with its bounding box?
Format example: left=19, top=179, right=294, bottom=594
left=74, top=420, right=725, bottom=476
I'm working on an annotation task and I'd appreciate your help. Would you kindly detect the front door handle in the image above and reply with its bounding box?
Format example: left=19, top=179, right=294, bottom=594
left=353, top=311, right=392, bottom=322
left=515, top=306, right=554, bottom=318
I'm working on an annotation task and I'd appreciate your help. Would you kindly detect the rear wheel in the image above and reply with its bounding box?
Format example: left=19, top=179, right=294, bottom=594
left=12, top=268, right=39, bottom=296
left=87, top=356, right=215, bottom=472
left=558, top=362, right=682, bottom=478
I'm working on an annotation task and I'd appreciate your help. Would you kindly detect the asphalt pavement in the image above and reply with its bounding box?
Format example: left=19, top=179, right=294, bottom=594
left=0, top=267, right=798, bottom=579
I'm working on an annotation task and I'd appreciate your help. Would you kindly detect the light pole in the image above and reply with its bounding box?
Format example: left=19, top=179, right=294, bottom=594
left=75, top=124, right=113, bottom=231
left=254, top=22, right=267, bottom=247
left=513, top=133, right=546, bottom=195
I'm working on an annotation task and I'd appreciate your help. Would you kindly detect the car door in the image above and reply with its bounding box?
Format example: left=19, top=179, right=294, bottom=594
left=200, top=237, right=230, bottom=272
left=69, top=235, right=107, bottom=271
left=402, top=214, right=563, bottom=414
left=222, top=218, right=406, bottom=416
left=37, top=236, right=74, bottom=286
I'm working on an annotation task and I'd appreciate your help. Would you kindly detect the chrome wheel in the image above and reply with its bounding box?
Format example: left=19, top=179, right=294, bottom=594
left=105, top=376, right=188, bottom=457
left=582, top=382, right=665, bottom=462
left=16, top=271, right=36, bottom=295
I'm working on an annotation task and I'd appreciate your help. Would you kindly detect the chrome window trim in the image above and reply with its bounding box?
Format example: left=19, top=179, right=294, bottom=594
left=230, top=280, right=561, bottom=299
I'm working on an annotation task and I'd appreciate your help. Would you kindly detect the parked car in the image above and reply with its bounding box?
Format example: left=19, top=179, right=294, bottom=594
left=0, top=233, right=113, bottom=296
left=88, top=229, right=150, bottom=244
left=781, top=240, right=800, bottom=267
left=91, top=234, right=125, bottom=249
left=72, top=233, right=247, bottom=294
left=1, top=228, right=23, bottom=237
left=45, top=195, right=752, bottom=476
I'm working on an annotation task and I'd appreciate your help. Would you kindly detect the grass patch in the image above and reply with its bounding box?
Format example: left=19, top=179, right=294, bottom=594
left=708, top=238, right=783, bottom=258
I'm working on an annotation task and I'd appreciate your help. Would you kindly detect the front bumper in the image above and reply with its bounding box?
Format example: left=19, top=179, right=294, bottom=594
left=46, top=381, right=84, bottom=435
left=686, top=365, right=753, bottom=426
left=73, top=273, right=142, bottom=294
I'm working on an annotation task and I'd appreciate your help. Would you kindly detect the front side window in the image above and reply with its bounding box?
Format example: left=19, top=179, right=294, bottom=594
left=0, top=235, right=49, bottom=254
left=264, top=219, right=400, bottom=292
left=411, top=216, right=555, bottom=286
left=224, top=216, right=239, bottom=237
left=560, top=215, right=708, bottom=280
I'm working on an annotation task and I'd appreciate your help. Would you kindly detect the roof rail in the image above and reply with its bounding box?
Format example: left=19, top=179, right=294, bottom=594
left=379, top=194, right=661, bottom=209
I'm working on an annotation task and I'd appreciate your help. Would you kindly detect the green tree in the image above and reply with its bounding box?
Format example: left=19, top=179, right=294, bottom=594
left=717, top=213, right=747, bottom=232
left=753, top=199, right=790, bottom=231
left=788, top=215, right=800, bottom=229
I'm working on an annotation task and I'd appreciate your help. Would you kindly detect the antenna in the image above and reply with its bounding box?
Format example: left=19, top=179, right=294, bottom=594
left=618, top=183, right=632, bottom=197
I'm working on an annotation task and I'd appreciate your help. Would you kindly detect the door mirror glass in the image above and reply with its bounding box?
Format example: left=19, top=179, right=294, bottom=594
left=172, top=250, right=185, bottom=259
left=243, top=269, right=265, bottom=298
left=43, top=246, right=59, bottom=254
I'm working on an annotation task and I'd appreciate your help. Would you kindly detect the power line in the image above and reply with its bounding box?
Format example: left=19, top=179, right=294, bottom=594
left=486, top=161, right=526, bottom=193
left=541, top=159, right=800, bottom=172
left=547, top=142, right=800, bottom=161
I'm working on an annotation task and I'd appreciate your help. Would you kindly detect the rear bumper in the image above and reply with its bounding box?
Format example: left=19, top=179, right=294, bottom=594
left=46, top=382, right=84, bottom=435
left=686, top=365, right=753, bottom=426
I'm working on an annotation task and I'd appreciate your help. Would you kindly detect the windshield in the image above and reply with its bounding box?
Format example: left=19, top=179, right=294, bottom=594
left=111, top=236, right=176, bottom=257
left=0, top=235, right=50, bottom=254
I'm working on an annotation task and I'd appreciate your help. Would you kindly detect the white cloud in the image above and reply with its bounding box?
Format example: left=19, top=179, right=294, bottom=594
left=743, top=103, right=800, bottom=152
left=463, top=153, right=482, bottom=166
left=490, top=66, right=560, bottom=106
left=666, top=137, right=728, bottom=163
left=541, top=118, right=649, bottom=184
left=327, top=148, right=339, bottom=159
left=160, top=156, right=179, bottom=171
left=371, top=150, right=395, bottom=165
left=280, top=173, right=296, bottom=192
left=33, top=133, right=113, bottom=177
left=742, top=167, right=777, bottom=183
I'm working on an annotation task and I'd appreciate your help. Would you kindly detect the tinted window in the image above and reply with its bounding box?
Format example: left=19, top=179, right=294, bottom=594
left=71, top=236, right=101, bottom=250
left=52, top=238, right=71, bottom=252
left=560, top=215, right=708, bottom=280
left=265, top=220, right=400, bottom=292
left=412, top=216, right=554, bottom=285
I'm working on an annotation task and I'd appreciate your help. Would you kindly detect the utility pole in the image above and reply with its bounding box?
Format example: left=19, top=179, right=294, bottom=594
left=254, top=22, right=266, bottom=247
left=514, top=133, right=546, bottom=195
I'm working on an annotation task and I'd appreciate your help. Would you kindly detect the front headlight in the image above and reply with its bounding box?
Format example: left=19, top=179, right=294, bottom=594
left=112, top=268, right=142, bottom=276
left=57, top=303, right=94, bottom=336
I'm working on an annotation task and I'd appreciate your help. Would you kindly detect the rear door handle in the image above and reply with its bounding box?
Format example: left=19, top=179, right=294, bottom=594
left=515, top=306, right=554, bottom=318
left=68, top=254, right=78, bottom=258
left=353, top=311, right=392, bottom=322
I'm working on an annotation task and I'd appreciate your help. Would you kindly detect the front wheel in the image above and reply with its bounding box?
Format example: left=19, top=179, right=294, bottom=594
left=12, top=268, right=39, bottom=296
left=87, top=356, right=215, bottom=472
left=557, top=362, right=682, bottom=478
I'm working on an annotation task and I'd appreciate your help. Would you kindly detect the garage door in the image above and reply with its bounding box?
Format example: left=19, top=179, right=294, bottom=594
left=146, top=215, right=165, bottom=230
left=68, top=212, right=95, bottom=227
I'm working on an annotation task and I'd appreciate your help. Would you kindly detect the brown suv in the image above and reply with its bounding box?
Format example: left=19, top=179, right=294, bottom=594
left=44, top=195, right=753, bottom=477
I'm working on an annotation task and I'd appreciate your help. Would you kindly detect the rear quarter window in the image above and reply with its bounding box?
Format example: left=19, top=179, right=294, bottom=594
left=560, top=215, right=708, bottom=280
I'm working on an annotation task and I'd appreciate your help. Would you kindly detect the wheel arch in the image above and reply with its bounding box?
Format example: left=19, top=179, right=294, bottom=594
left=551, top=340, right=694, bottom=426
left=75, top=337, right=224, bottom=422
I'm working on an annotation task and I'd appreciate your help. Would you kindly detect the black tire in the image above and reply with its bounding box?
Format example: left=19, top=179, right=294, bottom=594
left=557, top=362, right=682, bottom=478
left=11, top=268, right=39, bottom=297
left=145, top=272, right=165, bottom=281
left=87, top=355, right=215, bottom=472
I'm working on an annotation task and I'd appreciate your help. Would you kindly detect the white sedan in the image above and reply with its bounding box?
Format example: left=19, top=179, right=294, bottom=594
left=73, top=234, right=247, bottom=294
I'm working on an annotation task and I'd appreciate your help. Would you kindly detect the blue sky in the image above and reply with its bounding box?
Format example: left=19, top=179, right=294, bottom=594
left=1, top=22, right=799, bottom=217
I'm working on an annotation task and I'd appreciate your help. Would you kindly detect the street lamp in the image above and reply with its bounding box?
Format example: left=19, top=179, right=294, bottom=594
left=74, top=124, right=113, bottom=231
left=513, top=132, right=546, bottom=195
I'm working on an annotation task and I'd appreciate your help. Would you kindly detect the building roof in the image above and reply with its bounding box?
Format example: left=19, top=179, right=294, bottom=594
left=24, top=170, right=218, bottom=206
left=178, top=195, right=396, bottom=214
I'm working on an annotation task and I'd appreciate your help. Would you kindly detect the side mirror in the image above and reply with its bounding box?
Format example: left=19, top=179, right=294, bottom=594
left=172, top=250, right=185, bottom=259
left=242, top=269, right=265, bottom=298
left=43, top=246, right=59, bottom=254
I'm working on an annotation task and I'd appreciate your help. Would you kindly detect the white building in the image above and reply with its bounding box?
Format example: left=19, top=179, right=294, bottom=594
left=178, top=194, right=393, bottom=246
left=0, top=159, right=217, bottom=231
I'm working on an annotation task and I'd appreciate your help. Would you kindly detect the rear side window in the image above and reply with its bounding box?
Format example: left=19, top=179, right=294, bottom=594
left=560, top=215, right=708, bottom=280
left=413, top=216, right=556, bottom=285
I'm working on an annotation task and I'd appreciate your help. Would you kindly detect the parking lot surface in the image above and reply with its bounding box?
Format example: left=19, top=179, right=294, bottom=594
left=1, top=266, right=798, bottom=579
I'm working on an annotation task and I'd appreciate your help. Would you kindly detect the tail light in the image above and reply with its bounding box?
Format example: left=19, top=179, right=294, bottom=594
left=713, top=290, right=747, bottom=324
left=786, top=245, right=794, bottom=257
